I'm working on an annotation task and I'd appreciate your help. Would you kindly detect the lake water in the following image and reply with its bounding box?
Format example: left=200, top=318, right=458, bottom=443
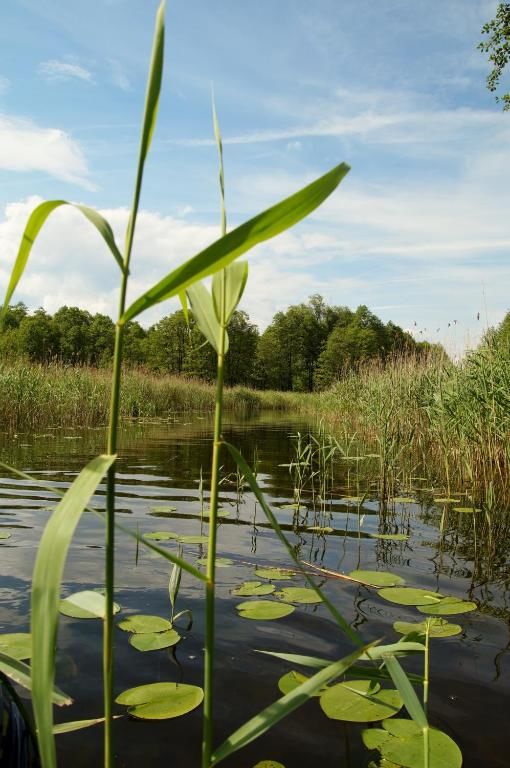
left=0, top=414, right=508, bottom=767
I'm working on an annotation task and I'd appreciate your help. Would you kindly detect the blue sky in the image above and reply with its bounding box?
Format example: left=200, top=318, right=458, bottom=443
left=1, top=0, right=509, bottom=356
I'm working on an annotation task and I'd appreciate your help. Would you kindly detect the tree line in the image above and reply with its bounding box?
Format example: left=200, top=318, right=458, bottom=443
left=0, top=295, right=441, bottom=391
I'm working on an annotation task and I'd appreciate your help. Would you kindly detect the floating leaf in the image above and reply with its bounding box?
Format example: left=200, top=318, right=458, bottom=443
left=129, top=629, right=180, bottom=652
left=393, top=619, right=462, bottom=638
left=236, top=600, right=295, bottom=620
left=255, top=568, right=293, bottom=581
left=0, top=531, right=11, bottom=540
left=307, top=526, right=333, bottom=534
left=253, top=761, right=286, bottom=767
left=277, top=670, right=326, bottom=697
left=0, top=632, right=31, bottom=660
left=320, top=680, right=403, bottom=723
left=378, top=588, right=443, bottom=607
left=280, top=503, right=300, bottom=510
left=144, top=531, right=179, bottom=541
left=178, top=534, right=209, bottom=545
left=434, top=498, right=460, bottom=504
left=202, top=509, right=230, bottom=519
left=118, top=615, right=172, bottom=634
left=377, top=718, right=463, bottom=768
left=391, top=497, right=415, bottom=504
left=349, top=570, right=405, bottom=587
left=362, top=727, right=391, bottom=751
left=196, top=557, right=233, bottom=568
left=232, top=581, right=276, bottom=597
left=453, top=507, right=481, bottom=514
left=370, top=533, right=409, bottom=541
left=274, top=587, right=322, bottom=605
left=59, top=591, right=121, bottom=620
left=116, top=682, right=203, bottom=719
left=417, top=596, right=476, bottom=616
left=149, top=505, right=177, bottom=514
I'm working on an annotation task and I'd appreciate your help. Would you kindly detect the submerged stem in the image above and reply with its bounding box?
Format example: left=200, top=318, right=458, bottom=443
left=423, top=619, right=431, bottom=768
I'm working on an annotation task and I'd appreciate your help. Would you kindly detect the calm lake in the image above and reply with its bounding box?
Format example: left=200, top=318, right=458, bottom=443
left=0, top=414, right=508, bottom=767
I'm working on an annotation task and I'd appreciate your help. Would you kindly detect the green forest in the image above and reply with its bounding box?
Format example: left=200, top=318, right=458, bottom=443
left=0, top=295, right=441, bottom=391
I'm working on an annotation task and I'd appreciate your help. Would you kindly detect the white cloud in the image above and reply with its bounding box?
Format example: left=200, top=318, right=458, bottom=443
left=38, top=59, right=93, bottom=83
left=0, top=115, right=92, bottom=188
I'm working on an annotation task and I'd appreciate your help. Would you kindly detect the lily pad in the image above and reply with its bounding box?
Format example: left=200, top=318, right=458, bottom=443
left=59, top=591, right=121, bottom=619
left=0, top=531, right=11, bottom=540
left=377, top=718, right=462, bottom=768
left=0, top=633, right=31, bottom=660
left=370, top=533, right=409, bottom=541
left=202, top=509, right=230, bottom=519
left=149, top=506, right=177, bottom=514
left=118, top=615, right=172, bottom=634
left=129, top=629, right=180, bottom=652
left=349, top=570, right=405, bottom=587
left=453, top=507, right=481, bottom=514
left=178, top=534, right=208, bottom=545
left=378, top=588, right=443, bottom=607
left=236, top=600, right=295, bottom=620
left=394, top=618, right=462, bottom=638
left=280, top=503, right=301, bottom=510
left=434, top=498, right=460, bottom=504
left=144, top=531, right=180, bottom=541
left=320, top=680, right=402, bottom=723
left=254, top=568, right=293, bottom=581
left=274, top=587, right=322, bottom=605
left=196, top=557, right=233, bottom=568
left=417, top=596, right=476, bottom=616
left=232, top=581, right=276, bottom=597
left=253, top=762, right=286, bottom=768
left=116, top=682, right=203, bottom=720
left=307, top=526, right=334, bottom=534
left=391, top=497, right=415, bottom=504
left=277, top=670, right=326, bottom=697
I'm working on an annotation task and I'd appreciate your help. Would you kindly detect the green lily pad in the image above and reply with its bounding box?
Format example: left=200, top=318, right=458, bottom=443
left=453, top=507, right=481, bottom=514
left=0, top=633, right=31, bottom=660
left=115, top=682, right=203, bottom=720
left=394, top=618, right=462, bottom=638
left=307, top=526, right=334, bottom=534
left=370, top=533, right=409, bottom=541
left=254, top=568, right=293, bottom=581
left=202, top=509, right=230, bottom=519
left=59, top=591, right=121, bottom=619
left=274, top=587, right=322, bottom=604
left=129, top=629, right=180, bottom=652
left=253, top=762, right=286, bottom=768
left=277, top=670, right=326, bottom=697
left=378, top=718, right=463, bottom=768
left=320, top=680, right=402, bottom=723
left=196, top=557, right=233, bottom=568
left=144, top=531, right=180, bottom=541
left=362, top=727, right=391, bottom=750
left=118, top=615, right=172, bottom=634
left=349, top=570, right=405, bottom=587
left=391, top=497, right=415, bottom=504
left=149, top=506, right=177, bottom=514
left=280, top=503, right=301, bottom=510
left=378, top=588, right=444, bottom=606
left=178, top=534, right=209, bottom=545
left=236, top=600, right=295, bottom=620
left=232, top=581, right=276, bottom=597
left=0, top=531, right=11, bottom=540
left=417, top=596, right=477, bottom=616
left=434, top=498, right=460, bottom=504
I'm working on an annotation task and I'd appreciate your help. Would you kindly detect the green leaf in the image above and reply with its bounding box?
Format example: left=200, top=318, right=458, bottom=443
left=0, top=652, right=71, bottom=707
left=370, top=533, right=409, bottom=541
left=362, top=727, right=391, bottom=751
left=320, top=680, right=403, bottom=723
left=144, top=531, right=180, bottom=541
left=232, top=581, right=276, bottom=597
left=382, top=656, right=427, bottom=730
left=0, top=632, right=32, bottom=660
left=306, top=525, right=333, bottom=534
left=274, top=587, right=323, bottom=605
left=197, top=557, right=233, bottom=567
left=236, top=600, right=295, bottom=620
left=210, top=643, right=375, bottom=765
left=201, top=508, right=230, bottom=519
left=349, top=570, right=405, bottom=587
left=212, top=261, right=249, bottom=324
left=258, top=651, right=330, bottom=669
left=59, top=590, right=121, bottom=620
left=434, top=498, right=460, bottom=504
left=394, top=619, right=462, bottom=638
left=360, top=642, right=425, bottom=661
left=417, top=597, right=477, bottom=616
left=118, top=615, right=172, bottom=634
left=149, top=505, right=177, bottom=514
left=0, top=531, right=12, bottom=540
left=129, top=628, right=180, bottom=652
left=1, top=203, right=123, bottom=319
left=254, top=568, right=293, bottom=581
left=252, top=762, right=285, bottom=768
left=277, top=670, right=326, bottom=697
left=378, top=588, right=444, bottom=606
left=187, top=282, right=228, bottom=354
left=31, top=453, right=115, bottom=768
left=116, top=682, right=203, bottom=720
left=53, top=717, right=117, bottom=735
left=178, top=534, right=209, bottom=545
left=380, top=719, right=463, bottom=768
left=453, top=507, right=481, bottom=514
left=121, top=162, right=350, bottom=323
left=169, top=554, right=182, bottom=620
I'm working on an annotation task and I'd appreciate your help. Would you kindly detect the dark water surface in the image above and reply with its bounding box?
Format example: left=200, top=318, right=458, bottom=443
left=0, top=415, right=508, bottom=767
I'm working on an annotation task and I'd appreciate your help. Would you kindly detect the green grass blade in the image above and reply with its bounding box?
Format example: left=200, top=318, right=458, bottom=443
left=225, top=441, right=362, bottom=646
left=0, top=652, right=71, bottom=707
left=212, top=261, right=248, bottom=324
left=1, top=201, right=123, bottom=318
left=31, top=453, right=116, bottom=768
left=210, top=643, right=375, bottom=765
left=211, top=88, right=226, bottom=235
left=123, top=0, right=165, bottom=268
left=256, top=652, right=423, bottom=684
left=187, top=282, right=228, bottom=353
left=383, top=654, right=428, bottom=730
left=121, top=161, right=350, bottom=323
left=53, top=717, right=120, bottom=735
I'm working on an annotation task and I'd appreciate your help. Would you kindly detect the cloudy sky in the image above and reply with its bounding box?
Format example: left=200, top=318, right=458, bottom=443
left=1, top=0, right=509, bottom=356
